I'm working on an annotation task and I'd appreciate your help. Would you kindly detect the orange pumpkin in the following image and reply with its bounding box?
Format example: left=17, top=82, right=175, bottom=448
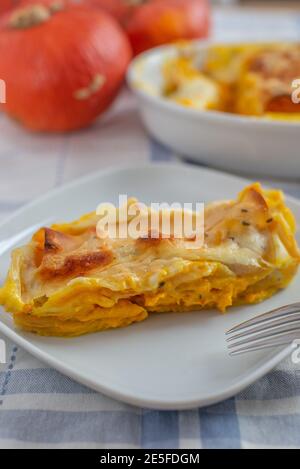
left=72, top=0, right=211, bottom=55
left=0, top=0, right=66, bottom=16
left=0, top=1, right=132, bottom=132
left=0, top=1, right=15, bottom=16
left=70, top=0, right=130, bottom=23
left=126, top=0, right=211, bottom=55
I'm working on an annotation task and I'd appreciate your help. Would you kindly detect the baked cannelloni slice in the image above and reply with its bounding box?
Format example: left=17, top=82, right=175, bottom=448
left=0, top=184, right=299, bottom=337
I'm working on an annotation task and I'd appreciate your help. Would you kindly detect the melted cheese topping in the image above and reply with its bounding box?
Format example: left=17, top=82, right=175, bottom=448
left=163, top=55, right=225, bottom=111
left=0, top=184, right=299, bottom=337
left=163, top=43, right=300, bottom=120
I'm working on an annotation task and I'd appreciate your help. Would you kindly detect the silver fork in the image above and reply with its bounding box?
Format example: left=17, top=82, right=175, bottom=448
left=226, top=302, right=300, bottom=356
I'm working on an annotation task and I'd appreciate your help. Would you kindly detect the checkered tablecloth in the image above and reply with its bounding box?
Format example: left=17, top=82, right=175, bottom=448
left=0, top=8, right=300, bottom=449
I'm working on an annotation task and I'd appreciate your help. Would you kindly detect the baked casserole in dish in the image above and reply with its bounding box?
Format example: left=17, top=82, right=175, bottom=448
left=163, top=43, right=300, bottom=120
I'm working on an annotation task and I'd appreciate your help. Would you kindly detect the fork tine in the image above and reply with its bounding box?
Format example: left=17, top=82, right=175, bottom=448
left=226, top=302, right=300, bottom=335
left=228, top=324, right=300, bottom=349
left=226, top=314, right=300, bottom=342
left=229, top=338, right=295, bottom=356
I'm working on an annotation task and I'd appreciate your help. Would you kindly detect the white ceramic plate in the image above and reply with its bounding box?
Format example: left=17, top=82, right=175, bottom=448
left=127, top=41, right=300, bottom=179
left=0, top=164, right=298, bottom=410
